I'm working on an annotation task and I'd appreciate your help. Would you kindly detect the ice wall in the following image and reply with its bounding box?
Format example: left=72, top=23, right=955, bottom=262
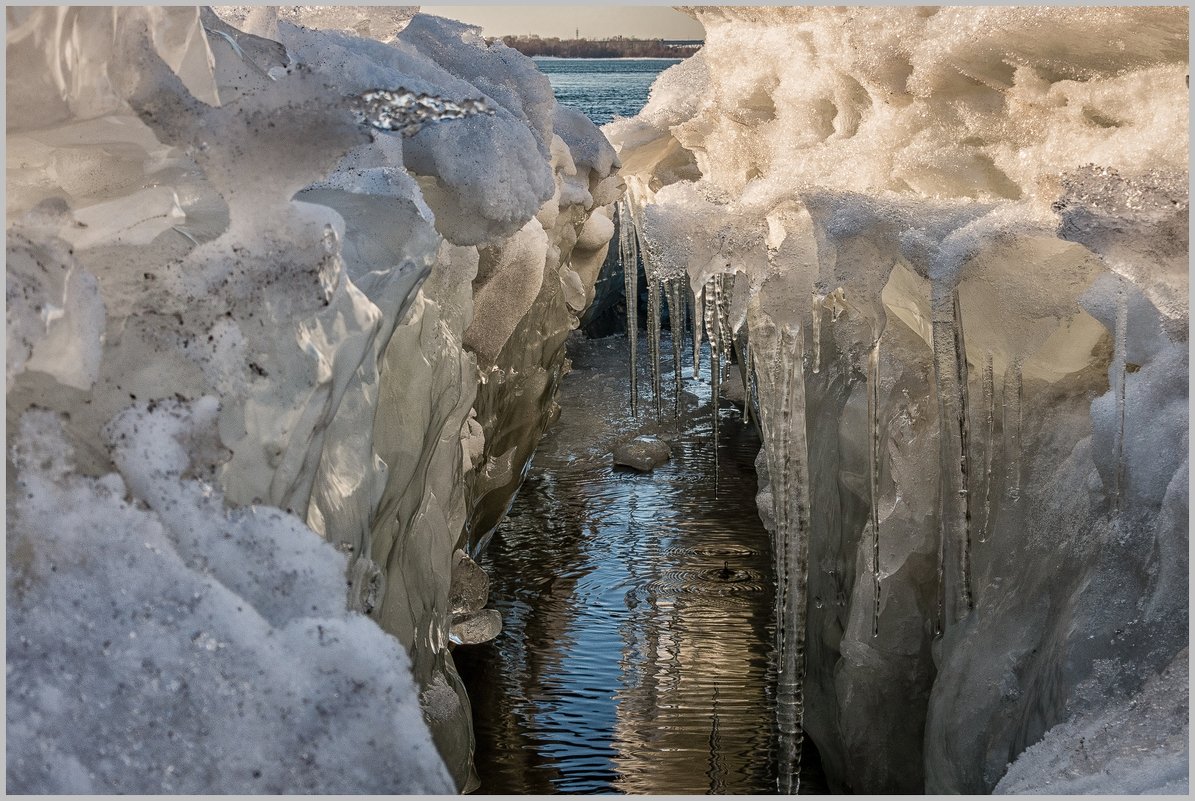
left=6, top=6, right=617, bottom=792
left=607, top=6, right=1188, bottom=793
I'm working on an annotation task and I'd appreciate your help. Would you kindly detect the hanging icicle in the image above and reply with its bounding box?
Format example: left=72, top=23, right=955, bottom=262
left=666, top=277, right=687, bottom=418
left=1113, top=287, right=1128, bottom=514
left=620, top=200, right=639, bottom=417
left=717, top=272, right=734, bottom=362
left=979, top=353, right=995, bottom=543
left=811, top=292, right=825, bottom=375
left=692, top=280, right=704, bottom=380
left=868, top=333, right=882, bottom=638
left=738, top=327, right=752, bottom=425
left=1003, top=359, right=1023, bottom=504
left=648, top=274, right=663, bottom=419
left=745, top=329, right=756, bottom=427
left=749, top=310, right=813, bottom=795
left=952, top=291, right=975, bottom=615
left=932, top=285, right=974, bottom=629
left=629, top=200, right=663, bottom=421
left=705, top=275, right=722, bottom=496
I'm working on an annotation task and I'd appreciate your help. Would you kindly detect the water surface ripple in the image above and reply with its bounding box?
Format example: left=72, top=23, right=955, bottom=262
left=534, top=58, right=681, bottom=125
left=456, top=333, right=826, bottom=794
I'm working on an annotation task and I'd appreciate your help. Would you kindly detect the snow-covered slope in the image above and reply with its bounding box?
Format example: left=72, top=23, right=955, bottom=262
left=6, top=6, right=617, bottom=792
left=606, top=6, right=1188, bottom=793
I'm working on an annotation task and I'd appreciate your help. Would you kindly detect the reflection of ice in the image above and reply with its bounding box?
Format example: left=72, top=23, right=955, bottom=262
left=458, top=334, right=793, bottom=794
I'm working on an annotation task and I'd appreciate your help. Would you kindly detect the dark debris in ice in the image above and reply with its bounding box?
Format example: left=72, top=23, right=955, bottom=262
left=350, top=89, right=496, bottom=136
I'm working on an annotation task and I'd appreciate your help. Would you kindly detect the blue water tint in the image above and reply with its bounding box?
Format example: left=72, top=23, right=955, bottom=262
left=534, top=57, right=681, bottom=125
left=455, top=334, right=828, bottom=794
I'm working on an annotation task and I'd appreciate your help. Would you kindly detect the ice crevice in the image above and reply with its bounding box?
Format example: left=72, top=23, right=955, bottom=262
left=7, top=6, right=619, bottom=793
left=606, top=6, right=1187, bottom=794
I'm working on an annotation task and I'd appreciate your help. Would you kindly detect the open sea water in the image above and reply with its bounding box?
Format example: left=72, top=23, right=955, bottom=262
left=534, top=57, right=681, bottom=126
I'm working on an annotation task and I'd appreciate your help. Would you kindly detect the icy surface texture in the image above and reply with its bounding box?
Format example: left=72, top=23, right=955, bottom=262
left=213, top=6, right=418, bottom=41
left=462, top=103, right=621, bottom=550
left=607, top=6, right=1188, bottom=793
left=994, top=648, right=1189, bottom=794
left=7, top=6, right=617, bottom=792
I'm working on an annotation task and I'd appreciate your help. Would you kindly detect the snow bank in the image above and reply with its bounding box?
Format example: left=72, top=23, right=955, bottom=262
left=607, top=6, right=1187, bottom=793
left=8, top=406, right=451, bottom=794
left=995, top=648, right=1189, bottom=794
left=7, top=5, right=618, bottom=792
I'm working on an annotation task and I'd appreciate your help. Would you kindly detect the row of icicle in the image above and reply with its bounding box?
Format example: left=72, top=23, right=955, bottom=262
left=617, top=197, right=803, bottom=789
left=617, top=200, right=743, bottom=493
left=613, top=197, right=1052, bottom=794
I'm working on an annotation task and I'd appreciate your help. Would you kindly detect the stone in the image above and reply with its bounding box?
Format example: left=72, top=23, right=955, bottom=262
left=612, top=435, right=672, bottom=471
left=449, top=609, right=502, bottom=646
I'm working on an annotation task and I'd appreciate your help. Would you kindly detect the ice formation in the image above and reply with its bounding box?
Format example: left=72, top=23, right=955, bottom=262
left=607, top=6, right=1188, bottom=794
left=7, top=5, right=617, bottom=792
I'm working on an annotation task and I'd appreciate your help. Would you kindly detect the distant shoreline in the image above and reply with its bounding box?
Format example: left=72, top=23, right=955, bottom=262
left=492, top=35, right=701, bottom=59
left=531, top=55, right=683, bottom=61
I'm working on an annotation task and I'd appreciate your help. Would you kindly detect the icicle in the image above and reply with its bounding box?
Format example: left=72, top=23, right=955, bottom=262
left=811, top=292, right=825, bottom=375
left=715, top=273, right=734, bottom=395
left=631, top=202, right=662, bottom=421
left=717, top=272, right=734, bottom=354
left=666, top=277, right=686, bottom=418
left=868, top=333, right=882, bottom=638
left=749, top=313, right=812, bottom=795
left=714, top=275, right=729, bottom=461
left=931, top=286, right=974, bottom=628
left=620, top=200, right=639, bottom=417
left=691, top=278, right=704, bottom=380
left=706, top=279, right=717, bottom=385
left=1113, top=288, right=1128, bottom=514
left=952, top=290, right=975, bottom=615
left=741, top=327, right=752, bottom=425
left=979, top=353, right=995, bottom=543
left=745, top=332, right=756, bottom=427
left=704, top=275, right=721, bottom=496
left=935, top=528, right=945, bottom=636
left=1003, top=360, right=1023, bottom=503
left=648, top=274, right=662, bottom=419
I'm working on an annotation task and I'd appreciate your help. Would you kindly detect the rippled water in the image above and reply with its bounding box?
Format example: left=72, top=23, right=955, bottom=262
left=534, top=58, right=682, bottom=125
left=455, top=333, right=826, bottom=794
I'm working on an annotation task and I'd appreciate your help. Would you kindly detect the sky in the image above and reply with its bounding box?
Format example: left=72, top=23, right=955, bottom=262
left=418, top=6, right=705, bottom=39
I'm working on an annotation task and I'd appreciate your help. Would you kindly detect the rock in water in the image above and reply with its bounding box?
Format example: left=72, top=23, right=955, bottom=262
left=449, top=609, right=503, bottom=646
left=612, top=435, right=672, bottom=471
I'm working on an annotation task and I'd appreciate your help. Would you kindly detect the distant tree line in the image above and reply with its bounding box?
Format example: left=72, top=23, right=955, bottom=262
left=493, top=35, right=700, bottom=59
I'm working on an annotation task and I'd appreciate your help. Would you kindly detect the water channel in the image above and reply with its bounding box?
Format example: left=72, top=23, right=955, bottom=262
left=455, top=332, right=827, bottom=793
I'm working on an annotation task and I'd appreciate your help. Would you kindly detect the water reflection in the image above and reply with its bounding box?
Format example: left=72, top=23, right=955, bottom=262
left=455, top=333, right=825, bottom=794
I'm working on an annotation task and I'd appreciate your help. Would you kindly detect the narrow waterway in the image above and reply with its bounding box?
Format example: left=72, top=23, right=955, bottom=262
left=456, top=331, right=826, bottom=794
